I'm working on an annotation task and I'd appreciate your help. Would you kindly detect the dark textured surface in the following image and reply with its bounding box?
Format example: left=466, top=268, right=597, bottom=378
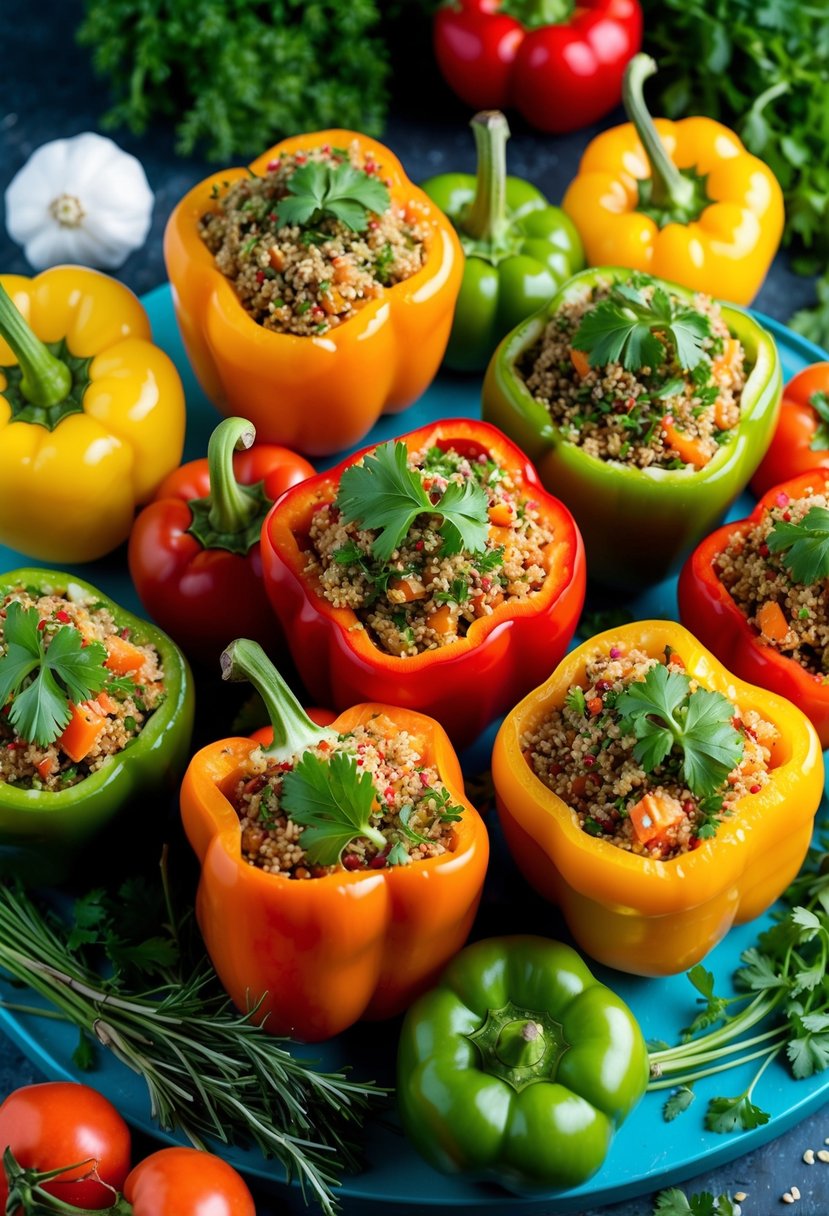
left=0, top=3, right=828, bottom=1215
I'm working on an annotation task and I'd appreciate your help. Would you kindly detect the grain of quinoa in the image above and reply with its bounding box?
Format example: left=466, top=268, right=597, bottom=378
left=520, top=280, right=746, bottom=470
left=524, top=646, right=776, bottom=860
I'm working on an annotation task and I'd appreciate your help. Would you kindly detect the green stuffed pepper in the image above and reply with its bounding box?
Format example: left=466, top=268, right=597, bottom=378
left=421, top=111, right=584, bottom=372
left=0, top=569, right=194, bottom=884
left=482, top=267, right=781, bottom=587
left=397, top=935, right=648, bottom=1192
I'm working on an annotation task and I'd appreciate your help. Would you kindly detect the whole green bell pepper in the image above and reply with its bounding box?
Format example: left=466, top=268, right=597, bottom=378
left=482, top=266, right=781, bottom=588
left=421, top=112, right=584, bottom=373
left=0, top=569, right=194, bottom=885
left=396, top=935, right=648, bottom=1192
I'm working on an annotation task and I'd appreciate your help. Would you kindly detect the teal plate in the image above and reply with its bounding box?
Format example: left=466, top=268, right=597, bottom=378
left=1, top=287, right=828, bottom=1212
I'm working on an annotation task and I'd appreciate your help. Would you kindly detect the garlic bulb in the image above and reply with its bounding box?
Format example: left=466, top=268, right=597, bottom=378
left=5, top=132, right=154, bottom=270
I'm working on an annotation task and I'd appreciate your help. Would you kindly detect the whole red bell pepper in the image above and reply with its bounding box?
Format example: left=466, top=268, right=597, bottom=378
left=433, top=0, right=643, bottom=134
left=751, top=363, right=829, bottom=497
left=259, top=418, right=586, bottom=748
left=678, top=469, right=829, bottom=749
left=128, top=417, right=314, bottom=665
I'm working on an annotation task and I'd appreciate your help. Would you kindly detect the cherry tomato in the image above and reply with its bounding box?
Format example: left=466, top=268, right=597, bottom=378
left=123, top=1147, right=256, bottom=1215
left=751, top=362, right=829, bottom=496
left=0, top=1082, right=131, bottom=1209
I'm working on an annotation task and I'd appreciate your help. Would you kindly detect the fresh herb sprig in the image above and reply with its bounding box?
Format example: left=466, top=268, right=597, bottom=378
left=654, top=1188, right=743, bottom=1216
left=0, top=602, right=113, bottom=746
left=615, top=662, right=744, bottom=798
left=572, top=280, right=712, bottom=372
left=767, top=506, right=829, bottom=584
left=336, top=440, right=490, bottom=562
left=276, top=161, right=390, bottom=232
left=281, top=750, right=387, bottom=866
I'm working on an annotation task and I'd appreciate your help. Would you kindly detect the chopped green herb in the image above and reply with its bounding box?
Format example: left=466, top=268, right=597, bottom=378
left=573, top=279, right=712, bottom=373
left=276, top=161, right=390, bottom=233
left=767, top=506, right=829, bottom=584
left=564, top=686, right=587, bottom=717
left=280, top=750, right=386, bottom=866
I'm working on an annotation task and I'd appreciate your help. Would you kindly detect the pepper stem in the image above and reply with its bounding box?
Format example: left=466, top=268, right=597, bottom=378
left=461, top=111, right=511, bottom=249
left=623, top=54, right=697, bottom=214
left=206, top=417, right=259, bottom=535
left=495, top=1019, right=547, bottom=1069
left=221, top=638, right=338, bottom=762
left=0, top=281, right=72, bottom=408
left=1, top=1146, right=133, bottom=1216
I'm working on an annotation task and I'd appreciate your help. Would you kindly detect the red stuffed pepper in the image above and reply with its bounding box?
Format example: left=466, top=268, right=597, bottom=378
left=679, top=468, right=829, bottom=748
left=433, top=0, right=642, bottom=134
left=751, top=363, right=829, bottom=497
left=260, top=419, right=586, bottom=748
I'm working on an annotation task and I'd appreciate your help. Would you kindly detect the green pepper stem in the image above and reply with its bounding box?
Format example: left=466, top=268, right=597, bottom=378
left=221, top=639, right=338, bottom=762
left=461, top=111, right=511, bottom=249
left=0, top=281, right=72, bottom=408
left=2, top=1146, right=132, bottom=1216
left=495, top=1019, right=547, bottom=1068
left=206, top=417, right=258, bottom=535
left=500, top=0, right=574, bottom=28
left=623, top=54, right=697, bottom=214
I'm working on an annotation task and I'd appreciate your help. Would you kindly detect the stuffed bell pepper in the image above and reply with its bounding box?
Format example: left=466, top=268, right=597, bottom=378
left=482, top=267, right=781, bottom=586
left=751, top=363, right=829, bottom=497
left=679, top=470, right=829, bottom=749
left=398, top=936, right=648, bottom=1192
left=492, top=622, right=823, bottom=976
left=0, top=269, right=185, bottom=563
left=0, top=570, right=194, bottom=884
left=164, top=130, right=463, bottom=457
left=259, top=418, right=586, bottom=748
left=179, top=640, right=489, bottom=1042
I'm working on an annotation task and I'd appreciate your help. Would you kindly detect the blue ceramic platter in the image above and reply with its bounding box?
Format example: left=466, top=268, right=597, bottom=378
left=0, top=287, right=828, bottom=1212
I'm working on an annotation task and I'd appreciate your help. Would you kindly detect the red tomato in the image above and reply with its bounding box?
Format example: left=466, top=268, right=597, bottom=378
left=0, top=1082, right=131, bottom=1209
left=751, top=362, right=829, bottom=496
left=123, top=1147, right=256, bottom=1215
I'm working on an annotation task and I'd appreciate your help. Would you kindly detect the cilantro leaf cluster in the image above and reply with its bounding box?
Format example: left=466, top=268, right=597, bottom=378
left=276, top=161, right=391, bottom=233
left=572, top=280, right=712, bottom=374
left=767, top=505, right=829, bottom=585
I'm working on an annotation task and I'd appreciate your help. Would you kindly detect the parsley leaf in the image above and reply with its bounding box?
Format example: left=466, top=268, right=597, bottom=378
left=766, top=506, right=829, bottom=584
left=705, top=1093, right=770, bottom=1133
left=0, top=602, right=110, bottom=746
left=564, top=686, right=587, bottom=717
left=276, top=161, right=390, bottom=232
left=615, top=663, right=743, bottom=798
left=280, top=750, right=386, bottom=866
left=572, top=279, right=712, bottom=372
left=336, top=441, right=489, bottom=562
left=654, top=1189, right=742, bottom=1216
left=663, top=1086, right=696, bottom=1121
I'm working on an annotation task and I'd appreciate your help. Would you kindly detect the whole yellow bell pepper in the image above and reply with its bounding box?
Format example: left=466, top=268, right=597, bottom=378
left=562, top=55, right=784, bottom=305
left=0, top=267, right=185, bottom=563
left=492, top=621, right=823, bottom=977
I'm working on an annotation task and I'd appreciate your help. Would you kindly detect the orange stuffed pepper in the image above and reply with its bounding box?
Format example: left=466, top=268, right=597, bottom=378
left=180, top=640, right=489, bottom=1042
left=164, top=130, right=463, bottom=457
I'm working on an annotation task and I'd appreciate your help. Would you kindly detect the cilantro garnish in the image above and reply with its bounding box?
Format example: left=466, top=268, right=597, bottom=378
left=615, top=662, right=743, bottom=798
left=336, top=441, right=489, bottom=562
left=653, top=1188, right=743, bottom=1216
left=572, top=280, right=712, bottom=373
left=275, top=161, right=390, bottom=233
left=808, top=390, right=829, bottom=450
left=564, top=686, right=587, bottom=717
left=0, top=602, right=111, bottom=746
left=280, top=750, right=387, bottom=866
left=766, top=505, right=829, bottom=584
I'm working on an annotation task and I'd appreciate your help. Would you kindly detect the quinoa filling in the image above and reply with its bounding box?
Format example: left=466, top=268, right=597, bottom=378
left=199, top=142, right=429, bottom=337
left=519, top=275, right=747, bottom=471
left=0, top=585, right=165, bottom=791
left=305, top=440, right=556, bottom=657
left=523, top=645, right=776, bottom=860
left=716, top=483, right=829, bottom=676
left=232, top=714, right=464, bottom=878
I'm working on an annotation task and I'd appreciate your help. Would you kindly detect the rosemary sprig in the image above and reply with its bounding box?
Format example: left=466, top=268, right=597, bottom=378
left=0, top=878, right=384, bottom=1214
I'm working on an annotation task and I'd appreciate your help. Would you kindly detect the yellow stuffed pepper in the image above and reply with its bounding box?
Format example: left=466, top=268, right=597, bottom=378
left=492, top=621, right=823, bottom=976
left=0, top=268, right=185, bottom=563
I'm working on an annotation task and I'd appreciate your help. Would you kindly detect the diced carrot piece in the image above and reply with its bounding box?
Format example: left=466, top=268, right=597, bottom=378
left=661, top=416, right=710, bottom=469
left=712, top=338, right=740, bottom=379
left=35, top=756, right=55, bottom=782
left=629, top=792, right=685, bottom=845
left=320, top=286, right=348, bottom=316
left=487, top=502, right=514, bottom=527
left=89, top=690, right=117, bottom=716
left=59, top=701, right=106, bottom=762
left=430, top=604, right=457, bottom=634
left=714, top=397, right=739, bottom=430
left=570, top=347, right=591, bottom=378
left=387, top=576, right=427, bottom=603
left=332, top=257, right=355, bottom=284
left=570, top=774, right=588, bottom=798
left=757, top=600, right=789, bottom=643
left=269, top=246, right=285, bottom=271
left=587, top=697, right=603, bottom=716
left=488, top=524, right=513, bottom=547
left=105, top=635, right=146, bottom=677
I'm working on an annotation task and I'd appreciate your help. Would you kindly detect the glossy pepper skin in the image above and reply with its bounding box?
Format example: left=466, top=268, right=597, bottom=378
left=562, top=55, right=784, bottom=306
left=164, top=130, right=463, bottom=457
left=434, top=0, right=642, bottom=134
left=0, top=569, right=194, bottom=886
left=421, top=111, right=584, bottom=372
left=492, top=622, right=823, bottom=977
left=259, top=418, right=586, bottom=749
left=0, top=269, right=185, bottom=563
left=397, top=935, right=648, bottom=1192
left=679, top=470, right=829, bottom=750
left=180, top=642, right=489, bottom=1042
left=482, top=266, right=781, bottom=588
left=751, top=364, right=829, bottom=497
left=128, top=417, right=314, bottom=666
